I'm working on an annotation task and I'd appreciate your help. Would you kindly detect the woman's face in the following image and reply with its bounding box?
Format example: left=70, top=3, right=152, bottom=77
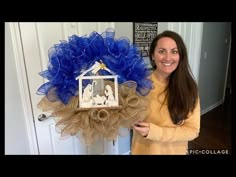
left=152, top=37, right=180, bottom=78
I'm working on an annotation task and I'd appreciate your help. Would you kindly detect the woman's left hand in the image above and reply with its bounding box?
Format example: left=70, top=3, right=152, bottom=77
left=133, top=122, right=150, bottom=137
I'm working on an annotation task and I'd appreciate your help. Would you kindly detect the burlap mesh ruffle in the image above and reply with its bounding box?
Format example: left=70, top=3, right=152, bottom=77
left=37, top=80, right=150, bottom=145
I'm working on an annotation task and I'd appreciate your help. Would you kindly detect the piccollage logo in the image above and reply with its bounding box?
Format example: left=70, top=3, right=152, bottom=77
left=187, top=149, right=230, bottom=155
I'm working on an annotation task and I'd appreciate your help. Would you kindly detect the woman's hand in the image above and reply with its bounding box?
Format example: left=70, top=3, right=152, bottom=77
left=133, top=122, right=150, bottom=137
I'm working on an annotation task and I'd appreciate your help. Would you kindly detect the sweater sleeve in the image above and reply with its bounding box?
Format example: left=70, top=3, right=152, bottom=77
left=145, top=98, right=200, bottom=142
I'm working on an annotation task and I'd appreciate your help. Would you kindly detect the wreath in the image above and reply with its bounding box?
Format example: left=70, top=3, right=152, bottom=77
left=37, top=28, right=153, bottom=145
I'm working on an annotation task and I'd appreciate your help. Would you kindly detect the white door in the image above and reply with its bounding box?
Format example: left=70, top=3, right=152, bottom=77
left=18, top=22, right=131, bottom=154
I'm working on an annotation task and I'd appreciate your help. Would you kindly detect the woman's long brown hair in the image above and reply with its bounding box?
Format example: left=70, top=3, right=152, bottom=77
left=149, top=30, right=198, bottom=124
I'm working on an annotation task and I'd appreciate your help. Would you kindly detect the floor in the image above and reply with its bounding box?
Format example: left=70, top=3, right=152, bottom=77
left=188, top=90, right=232, bottom=153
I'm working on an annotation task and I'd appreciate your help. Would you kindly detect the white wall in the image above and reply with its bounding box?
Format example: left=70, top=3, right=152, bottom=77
left=115, top=22, right=133, bottom=42
left=158, top=22, right=168, bottom=33
left=5, top=23, right=30, bottom=154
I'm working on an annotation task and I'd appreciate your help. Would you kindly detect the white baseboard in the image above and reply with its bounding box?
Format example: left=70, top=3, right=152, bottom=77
left=201, top=99, right=224, bottom=115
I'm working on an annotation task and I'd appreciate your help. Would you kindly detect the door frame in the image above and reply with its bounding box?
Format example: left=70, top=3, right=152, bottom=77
left=9, top=23, right=39, bottom=154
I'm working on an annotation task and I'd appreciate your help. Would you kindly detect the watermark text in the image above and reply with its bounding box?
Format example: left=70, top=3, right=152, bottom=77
left=187, top=149, right=230, bottom=155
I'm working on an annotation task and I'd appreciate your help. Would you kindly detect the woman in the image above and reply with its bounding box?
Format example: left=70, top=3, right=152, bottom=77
left=131, top=30, right=200, bottom=155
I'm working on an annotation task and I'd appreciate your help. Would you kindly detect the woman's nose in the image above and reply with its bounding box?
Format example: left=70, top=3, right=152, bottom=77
left=164, top=52, right=171, bottom=60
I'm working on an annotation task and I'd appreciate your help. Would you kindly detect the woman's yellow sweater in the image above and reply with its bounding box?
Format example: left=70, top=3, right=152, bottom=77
left=131, top=73, right=200, bottom=155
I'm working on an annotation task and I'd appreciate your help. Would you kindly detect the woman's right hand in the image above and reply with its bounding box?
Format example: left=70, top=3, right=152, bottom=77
left=133, top=121, right=150, bottom=137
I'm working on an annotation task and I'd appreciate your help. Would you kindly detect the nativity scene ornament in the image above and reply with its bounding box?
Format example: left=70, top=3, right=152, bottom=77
left=37, top=28, right=153, bottom=145
left=78, top=61, right=119, bottom=108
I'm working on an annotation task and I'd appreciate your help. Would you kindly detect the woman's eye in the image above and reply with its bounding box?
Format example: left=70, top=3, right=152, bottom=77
left=172, top=50, right=178, bottom=54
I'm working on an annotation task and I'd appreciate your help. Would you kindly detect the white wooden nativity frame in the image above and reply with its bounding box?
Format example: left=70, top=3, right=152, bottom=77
left=76, top=61, right=121, bottom=110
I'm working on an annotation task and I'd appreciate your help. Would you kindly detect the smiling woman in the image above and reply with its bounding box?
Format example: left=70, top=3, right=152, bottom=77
left=131, top=30, right=200, bottom=155
left=152, top=37, right=180, bottom=81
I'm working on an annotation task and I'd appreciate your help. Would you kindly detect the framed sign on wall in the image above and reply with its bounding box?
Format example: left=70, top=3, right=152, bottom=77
left=133, top=22, right=158, bottom=57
